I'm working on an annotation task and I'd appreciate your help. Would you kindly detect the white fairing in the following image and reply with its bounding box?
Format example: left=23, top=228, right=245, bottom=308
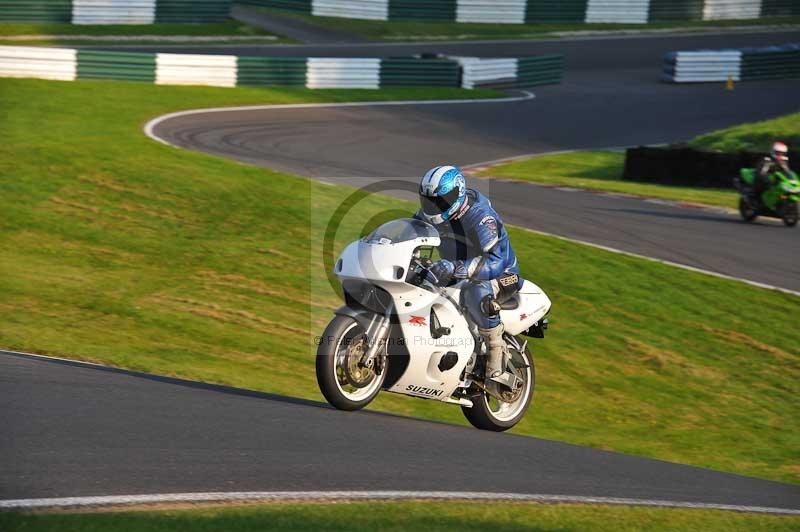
left=500, top=280, right=552, bottom=336
left=389, top=284, right=475, bottom=400
left=334, top=219, right=549, bottom=402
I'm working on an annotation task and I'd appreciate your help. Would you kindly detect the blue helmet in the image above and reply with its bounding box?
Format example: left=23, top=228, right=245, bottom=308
left=418, top=165, right=467, bottom=225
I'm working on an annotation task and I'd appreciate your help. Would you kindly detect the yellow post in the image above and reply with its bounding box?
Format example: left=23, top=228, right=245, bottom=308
left=726, top=75, right=735, bottom=91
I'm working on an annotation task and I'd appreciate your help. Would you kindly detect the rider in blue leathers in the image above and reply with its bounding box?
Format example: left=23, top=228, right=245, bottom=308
left=415, top=165, right=520, bottom=381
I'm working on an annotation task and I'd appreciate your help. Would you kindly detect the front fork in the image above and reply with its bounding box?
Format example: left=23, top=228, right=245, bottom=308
left=360, top=303, right=393, bottom=371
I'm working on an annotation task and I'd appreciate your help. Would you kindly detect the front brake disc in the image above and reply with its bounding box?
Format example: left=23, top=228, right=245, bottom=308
left=343, top=337, right=373, bottom=388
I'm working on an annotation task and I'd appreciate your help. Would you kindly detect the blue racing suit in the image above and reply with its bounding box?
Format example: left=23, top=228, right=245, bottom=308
left=416, top=189, right=520, bottom=328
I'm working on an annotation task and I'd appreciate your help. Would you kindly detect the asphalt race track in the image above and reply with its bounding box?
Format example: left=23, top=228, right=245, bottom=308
left=3, top=31, right=800, bottom=509
left=2, top=351, right=799, bottom=510
left=118, top=30, right=800, bottom=62
left=150, top=30, right=800, bottom=292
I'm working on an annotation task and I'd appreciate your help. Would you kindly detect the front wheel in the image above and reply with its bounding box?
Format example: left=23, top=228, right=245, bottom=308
left=461, top=342, right=535, bottom=432
left=781, top=202, right=798, bottom=227
left=316, top=315, right=386, bottom=411
left=739, top=197, right=757, bottom=222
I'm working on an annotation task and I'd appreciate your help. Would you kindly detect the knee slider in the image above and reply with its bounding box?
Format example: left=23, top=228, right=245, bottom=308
left=480, top=294, right=501, bottom=317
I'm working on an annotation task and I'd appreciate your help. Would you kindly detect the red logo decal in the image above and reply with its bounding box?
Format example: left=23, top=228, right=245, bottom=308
left=519, top=313, right=528, bottom=321
left=409, top=316, right=426, bottom=327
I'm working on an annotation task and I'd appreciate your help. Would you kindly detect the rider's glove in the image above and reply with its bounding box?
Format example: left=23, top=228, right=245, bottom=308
left=429, top=259, right=471, bottom=286
left=429, top=259, right=455, bottom=286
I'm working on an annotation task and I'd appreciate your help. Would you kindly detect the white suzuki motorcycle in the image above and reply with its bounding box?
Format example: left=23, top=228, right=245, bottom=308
left=316, top=218, right=551, bottom=431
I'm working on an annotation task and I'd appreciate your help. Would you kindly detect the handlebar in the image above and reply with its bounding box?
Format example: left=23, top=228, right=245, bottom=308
left=408, top=257, right=439, bottom=289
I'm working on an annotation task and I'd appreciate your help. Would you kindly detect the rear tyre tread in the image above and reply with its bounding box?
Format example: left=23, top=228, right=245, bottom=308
left=782, top=203, right=798, bottom=227
left=739, top=197, right=757, bottom=222
left=461, top=345, right=535, bottom=432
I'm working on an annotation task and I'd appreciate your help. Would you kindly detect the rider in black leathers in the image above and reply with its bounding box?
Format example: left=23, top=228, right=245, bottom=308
left=753, top=141, right=791, bottom=204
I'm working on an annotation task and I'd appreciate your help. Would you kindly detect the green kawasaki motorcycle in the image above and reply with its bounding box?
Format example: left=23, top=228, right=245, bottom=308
left=736, top=168, right=800, bottom=227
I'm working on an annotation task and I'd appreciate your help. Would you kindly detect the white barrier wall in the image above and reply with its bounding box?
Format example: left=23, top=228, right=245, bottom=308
left=456, top=0, right=527, bottom=23
left=669, top=50, right=742, bottom=82
left=0, top=46, right=76, bottom=81
left=702, top=0, right=762, bottom=20
left=455, top=57, right=518, bottom=89
left=72, top=0, right=156, bottom=24
left=0, top=46, right=563, bottom=90
left=312, top=0, right=389, bottom=20
left=155, top=53, right=238, bottom=87
left=306, top=58, right=381, bottom=88
left=5, top=0, right=784, bottom=25
left=585, top=0, right=651, bottom=23
left=301, top=0, right=788, bottom=23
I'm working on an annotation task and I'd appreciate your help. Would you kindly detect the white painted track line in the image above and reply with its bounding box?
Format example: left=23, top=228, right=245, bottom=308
left=2, top=491, right=799, bottom=514
left=515, top=225, right=800, bottom=298
left=143, top=91, right=535, bottom=147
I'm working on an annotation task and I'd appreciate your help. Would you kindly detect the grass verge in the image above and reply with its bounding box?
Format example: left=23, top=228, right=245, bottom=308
left=252, top=9, right=800, bottom=41
left=476, top=112, right=800, bottom=208
left=690, top=112, right=800, bottom=153
left=0, top=21, right=285, bottom=45
left=2, top=502, right=800, bottom=531
left=0, top=78, right=798, bottom=483
left=474, top=151, right=737, bottom=208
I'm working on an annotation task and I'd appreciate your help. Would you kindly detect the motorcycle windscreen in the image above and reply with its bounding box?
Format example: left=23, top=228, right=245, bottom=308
left=362, top=218, right=438, bottom=245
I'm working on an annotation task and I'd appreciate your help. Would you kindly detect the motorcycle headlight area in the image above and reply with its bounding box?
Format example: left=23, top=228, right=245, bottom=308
left=341, top=280, right=394, bottom=314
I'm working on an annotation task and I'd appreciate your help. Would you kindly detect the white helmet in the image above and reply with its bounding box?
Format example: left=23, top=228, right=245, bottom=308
left=418, top=165, right=467, bottom=225
left=772, top=141, right=789, bottom=163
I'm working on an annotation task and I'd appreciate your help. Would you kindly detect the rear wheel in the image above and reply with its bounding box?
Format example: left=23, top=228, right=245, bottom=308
left=461, top=342, right=534, bottom=432
left=781, top=202, right=798, bottom=227
left=316, top=315, right=386, bottom=411
left=739, top=197, right=757, bottom=222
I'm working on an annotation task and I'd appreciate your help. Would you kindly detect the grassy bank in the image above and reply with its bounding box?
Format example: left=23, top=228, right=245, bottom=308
left=691, top=111, right=800, bottom=152
left=2, top=502, right=799, bottom=531
left=476, top=113, right=800, bottom=208
left=0, top=21, right=284, bottom=45
left=0, top=78, right=798, bottom=483
left=253, top=9, right=800, bottom=41
left=474, top=151, right=737, bottom=208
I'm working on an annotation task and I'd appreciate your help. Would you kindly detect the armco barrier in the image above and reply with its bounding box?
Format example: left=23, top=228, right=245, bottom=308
left=306, top=57, right=381, bottom=88
left=457, top=0, right=528, bottom=24
left=77, top=49, right=156, bottom=81
left=454, top=54, right=564, bottom=89
left=5, top=0, right=796, bottom=23
left=234, top=0, right=800, bottom=22
left=0, top=0, right=231, bottom=23
left=741, top=43, right=800, bottom=79
left=156, top=53, right=238, bottom=87
left=0, top=45, right=75, bottom=80
left=623, top=145, right=798, bottom=188
left=0, top=0, right=72, bottom=22
left=379, top=57, right=461, bottom=86
left=663, top=43, right=800, bottom=82
left=585, top=0, right=650, bottom=23
left=72, top=0, right=156, bottom=24
left=236, top=56, right=308, bottom=85
left=390, top=0, right=456, bottom=20
left=517, top=55, right=565, bottom=86
left=0, top=46, right=563, bottom=90
left=155, top=0, right=232, bottom=22
left=526, top=0, right=588, bottom=23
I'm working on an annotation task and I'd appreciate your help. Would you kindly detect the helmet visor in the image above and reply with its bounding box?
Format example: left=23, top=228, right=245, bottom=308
left=420, top=187, right=461, bottom=216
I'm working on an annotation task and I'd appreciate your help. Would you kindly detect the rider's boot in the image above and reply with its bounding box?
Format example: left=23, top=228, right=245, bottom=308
left=479, top=324, right=507, bottom=381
